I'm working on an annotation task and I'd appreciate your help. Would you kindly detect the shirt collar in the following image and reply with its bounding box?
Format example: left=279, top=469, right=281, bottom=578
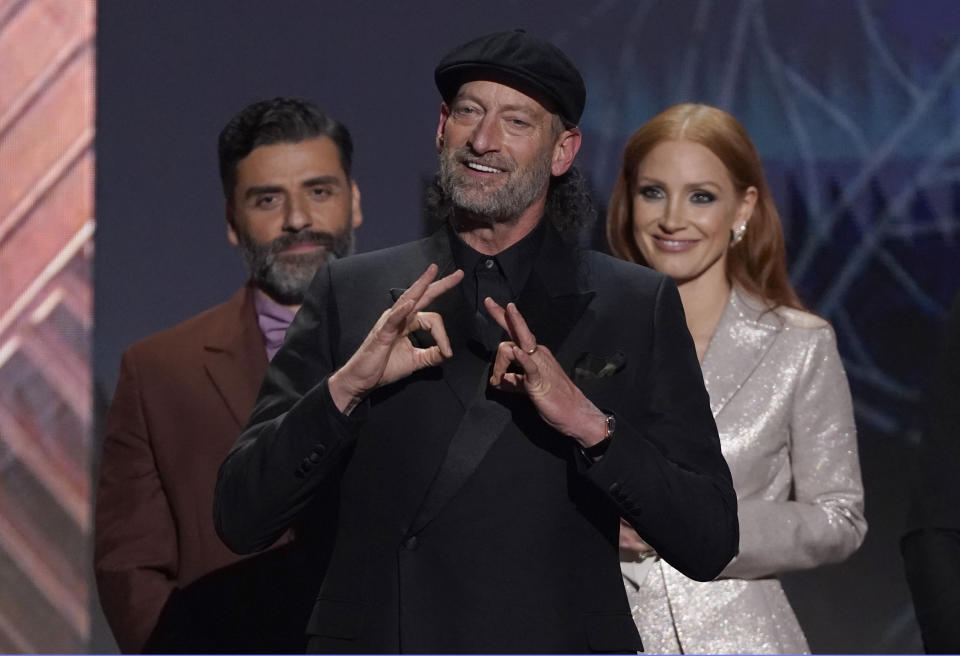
left=252, top=289, right=297, bottom=361
left=447, top=218, right=547, bottom=297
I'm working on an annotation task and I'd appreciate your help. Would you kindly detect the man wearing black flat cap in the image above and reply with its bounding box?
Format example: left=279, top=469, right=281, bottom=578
left=215, top=29, right=738, bottom=653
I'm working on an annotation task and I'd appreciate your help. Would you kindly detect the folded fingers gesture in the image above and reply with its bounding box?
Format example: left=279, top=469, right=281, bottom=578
left=330, top=264, right=463, bottom=413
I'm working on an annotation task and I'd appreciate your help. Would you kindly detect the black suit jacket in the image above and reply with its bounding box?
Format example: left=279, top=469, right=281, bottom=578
left=902, top=290, right=960, bottom=654
left=215, top=225, right=738, bottom=653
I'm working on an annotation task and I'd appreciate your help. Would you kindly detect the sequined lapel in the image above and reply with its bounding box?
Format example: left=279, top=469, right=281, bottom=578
left=700, top=288, right=782, bottom=417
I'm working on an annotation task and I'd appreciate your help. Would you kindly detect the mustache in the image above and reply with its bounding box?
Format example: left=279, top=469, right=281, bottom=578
left=452, top=146, right=514, bottom=172
left=268, top=230, right=336, bottom=254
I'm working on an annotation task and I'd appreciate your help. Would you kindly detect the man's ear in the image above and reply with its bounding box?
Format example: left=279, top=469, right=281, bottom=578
left=226, top=204, right=240, bottom=246
left=436, top=103, right=451, bottom=152
left=350, top=181, right=363, bottom=228
left=551, top=127, right=582, bottom=177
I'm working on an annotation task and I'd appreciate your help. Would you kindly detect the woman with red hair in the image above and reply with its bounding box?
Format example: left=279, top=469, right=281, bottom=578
left=608, top=103, right=867, bottom=654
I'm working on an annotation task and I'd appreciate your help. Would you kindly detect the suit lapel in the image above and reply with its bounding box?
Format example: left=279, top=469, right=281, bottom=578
left=701, top=288, right=781, bottom=417
left=394, top=282, right=488, bottom=411
left=407, top=223, right=596, bottom=535
left=408, top=397, right=512, bottom=534
left=202, top=286, right=268, bottom=429
left=389, top=229, right=489, bottom=410
left=515, top=226, right=595, bottom=359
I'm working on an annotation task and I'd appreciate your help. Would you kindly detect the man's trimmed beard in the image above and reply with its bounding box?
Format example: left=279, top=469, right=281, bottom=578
left=237, top=225, right=353, bottom=305
left=437, top=143, right=553, bottom=224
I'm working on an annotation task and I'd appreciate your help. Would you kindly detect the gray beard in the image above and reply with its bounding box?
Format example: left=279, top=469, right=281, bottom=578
left=437, top=145, right=552, bottom=224
left=237, top=226, right=353, bottom=305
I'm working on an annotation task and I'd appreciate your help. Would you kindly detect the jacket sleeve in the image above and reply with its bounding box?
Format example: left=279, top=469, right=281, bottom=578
left=585, top=276, right=740, bottom=582
left=94, top=350, right=178, bottom=654
left=215, top=263, right=363, bottom=554
left=721, top=323, right=867, bottom=579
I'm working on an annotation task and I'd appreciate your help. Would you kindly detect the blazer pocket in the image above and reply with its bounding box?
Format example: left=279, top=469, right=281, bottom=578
left=582, top=612, right=644, bottom=653
left=306, top=597, right=365, bottom=639
left=572, top=351, right=627, bottom=384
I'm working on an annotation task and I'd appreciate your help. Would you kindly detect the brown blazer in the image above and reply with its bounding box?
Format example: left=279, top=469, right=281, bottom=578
left=95, top=285, right=322, bottom=653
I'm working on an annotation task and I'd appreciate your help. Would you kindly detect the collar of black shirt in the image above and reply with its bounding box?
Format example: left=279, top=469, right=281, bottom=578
left=446, top=218, right=547, bottom=305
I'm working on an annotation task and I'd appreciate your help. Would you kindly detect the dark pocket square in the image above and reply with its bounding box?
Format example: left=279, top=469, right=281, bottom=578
left=573, top=350, right=627, bottom=381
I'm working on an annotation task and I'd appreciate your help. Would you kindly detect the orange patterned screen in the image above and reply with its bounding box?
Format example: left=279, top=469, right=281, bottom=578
left=0, top=0, right=94, bottom=651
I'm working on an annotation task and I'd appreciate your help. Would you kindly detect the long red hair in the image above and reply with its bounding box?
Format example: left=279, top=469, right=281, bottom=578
left=606, top=103, right=804, bottom=311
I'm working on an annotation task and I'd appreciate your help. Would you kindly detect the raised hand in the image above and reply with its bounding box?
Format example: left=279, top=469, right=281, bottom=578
left=483, top=298, right=608, bottom=448
left=329, top=264, right=464, bottom=414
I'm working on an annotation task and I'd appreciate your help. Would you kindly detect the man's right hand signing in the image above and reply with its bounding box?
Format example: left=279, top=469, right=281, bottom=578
left=329, top=264, right=464, bottom=415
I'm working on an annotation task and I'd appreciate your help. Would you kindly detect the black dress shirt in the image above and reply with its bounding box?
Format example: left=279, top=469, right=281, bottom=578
left=447, top=220, right=546, bottom=350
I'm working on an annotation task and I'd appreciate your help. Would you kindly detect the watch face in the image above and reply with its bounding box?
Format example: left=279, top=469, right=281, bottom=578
left=605, top=413, right=615, bottom=438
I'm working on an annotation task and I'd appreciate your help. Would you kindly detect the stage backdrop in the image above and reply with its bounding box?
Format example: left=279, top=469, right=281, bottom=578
left=0, top=0, right=94, bottom=652
left=95, top=1, right=959, bottom=653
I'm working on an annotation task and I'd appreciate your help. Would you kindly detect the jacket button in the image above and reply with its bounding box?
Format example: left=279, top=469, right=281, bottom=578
left=403, top=536, right=419, bottom=551
left=308, top=449, right=323, bottom=464
left=608, top=482, right=621, bottom=496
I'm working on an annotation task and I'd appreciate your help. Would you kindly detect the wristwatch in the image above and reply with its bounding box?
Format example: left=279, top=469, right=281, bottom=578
left=582, top=413, right=615, bottom=459
left=603, top=412, right=616, bottom=439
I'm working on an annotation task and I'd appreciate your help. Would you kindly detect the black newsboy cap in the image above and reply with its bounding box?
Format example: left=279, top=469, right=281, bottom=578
left=434, top=29, right=586, bottom=126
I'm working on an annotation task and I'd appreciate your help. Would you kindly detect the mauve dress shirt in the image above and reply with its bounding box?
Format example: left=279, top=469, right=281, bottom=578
left=253, top=291, right=297, bottom=361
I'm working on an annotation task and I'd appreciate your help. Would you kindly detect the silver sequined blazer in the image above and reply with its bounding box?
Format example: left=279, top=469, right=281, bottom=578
left=622, top=287, right=867, bottom=654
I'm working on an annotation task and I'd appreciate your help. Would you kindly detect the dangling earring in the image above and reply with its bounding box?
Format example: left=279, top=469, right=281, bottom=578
left=730, top=223, right=747, bottom=246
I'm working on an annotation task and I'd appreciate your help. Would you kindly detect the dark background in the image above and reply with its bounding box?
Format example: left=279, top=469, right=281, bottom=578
left=94, top=0, right=960, bottom=652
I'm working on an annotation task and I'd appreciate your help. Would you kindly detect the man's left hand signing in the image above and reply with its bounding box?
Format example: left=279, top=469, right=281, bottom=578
left=484, top=298, right=608, bottom=449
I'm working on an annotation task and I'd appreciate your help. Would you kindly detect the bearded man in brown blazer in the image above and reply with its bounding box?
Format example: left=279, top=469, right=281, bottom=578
left=94, top=97, right=362, bottom=654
